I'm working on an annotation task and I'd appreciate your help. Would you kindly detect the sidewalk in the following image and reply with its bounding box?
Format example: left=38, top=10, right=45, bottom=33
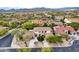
left=11, top=34, right=20, bottom=48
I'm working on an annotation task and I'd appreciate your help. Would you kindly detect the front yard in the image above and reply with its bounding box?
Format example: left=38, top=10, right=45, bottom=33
left=11, top=29, right=73, bottom=48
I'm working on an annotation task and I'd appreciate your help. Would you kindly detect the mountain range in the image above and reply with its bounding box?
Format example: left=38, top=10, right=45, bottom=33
left=0, top=7, right=79, bottom=12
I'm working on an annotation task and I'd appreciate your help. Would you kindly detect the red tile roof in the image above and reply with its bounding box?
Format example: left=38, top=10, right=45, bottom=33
left=55, top=26, right=75, bottom=34
left=65, top=18, right=79, bottom=22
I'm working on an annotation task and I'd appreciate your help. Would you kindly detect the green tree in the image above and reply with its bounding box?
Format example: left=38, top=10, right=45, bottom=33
left=37, top=35, right=45, bottom=42
left=9, top=21, right=18, bottom=28
left=2, top=21, right=9, bottom=27
left=0, top=21, right=3, bottom=25
left=22, top=22, right=37, bottom=30
left=0, top=29, right=9, bottom=36
left=60, top=17, right=65, bottom=23
left=51, top=15, right=55, bottom=20
left=21, top=19, right=27, bottom=24
left=46, top=35, right=63, bottom=43
left=68, top=22, right=79, bottom=30
left=43, top=23, right=47, bottom=27
left=47, top=23, right=56, bottom=28
left=0, top=21, right=9, bottom=27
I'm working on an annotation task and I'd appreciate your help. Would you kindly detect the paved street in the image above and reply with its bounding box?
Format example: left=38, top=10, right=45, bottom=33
left=0, top=33, right=13, bottom=47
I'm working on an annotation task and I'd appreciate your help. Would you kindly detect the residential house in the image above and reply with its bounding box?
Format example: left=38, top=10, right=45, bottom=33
left=32, top=18, right=54, bottom=26
left=54, top=26, right=75, bottom=35
left=33, top=27, right=53, bottom=37
left=54, top=21, right=63, bottom=26
left=69, top=30, right=79, bottom=40
left=64, top=18, right=79, bottom=23
left=55, top=16, right=64, bottom=21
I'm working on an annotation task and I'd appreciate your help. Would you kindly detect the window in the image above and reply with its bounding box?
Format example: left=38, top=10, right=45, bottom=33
left=45, top=31, right=47, bottom=33
left=47, top=31, right=50, bottom=33
left=42, top=31, right=43, bottom=33
left=77, top=32, right=79, bottom=35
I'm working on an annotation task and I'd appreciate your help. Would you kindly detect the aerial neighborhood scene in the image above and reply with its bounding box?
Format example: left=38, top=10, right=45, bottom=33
left=0, top=8, right=79, bottom=52
left=0, top=0, right=79, bottom=52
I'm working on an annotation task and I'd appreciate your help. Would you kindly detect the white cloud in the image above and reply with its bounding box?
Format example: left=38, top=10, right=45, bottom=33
left=0, top=0, right=79, bottom=8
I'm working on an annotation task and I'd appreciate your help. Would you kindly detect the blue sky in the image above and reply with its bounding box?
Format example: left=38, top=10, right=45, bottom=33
left=0, top=0, right=79, bottom=8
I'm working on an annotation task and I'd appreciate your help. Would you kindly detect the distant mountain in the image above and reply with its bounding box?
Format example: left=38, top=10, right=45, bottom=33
left=56, top=7, right=79, bottom=10
left=0, top=7, right=79, bottom=12
left=0, top=7, right=20, bottom=10
left=0, top=7, right=53, bottom=12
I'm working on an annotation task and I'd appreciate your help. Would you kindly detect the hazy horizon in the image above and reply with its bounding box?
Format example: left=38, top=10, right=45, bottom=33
left=0, top=0, right=79, bottom=8
left=0, top=6, right=79, bottom=9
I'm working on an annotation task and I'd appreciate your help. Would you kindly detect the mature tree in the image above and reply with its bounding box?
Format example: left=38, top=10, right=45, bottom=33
left=20, top=19, right=27, bottom=24
left=47, top=23, right=56, bottom=28
left=46, top=35, right=63, bottom=43
left=37, top=35, right=45, bottom=42
left=2, top=21, right=9, bottom=27
left=0, top=21, right=3, bottom=25
left=9, top=21, right=18, bottom=28
left=43, top=23, right=47, bottom=27
left=0, top=29, right=8, bottom=36
left=68, top=22, right=79, bottom=30
left=51, top=15, right=55, bottom=20
left=60, top=17, right=65, bottom=23
left=0, top=21, right=9, bottom=27
left=22, top=22, right=37, bottom=30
